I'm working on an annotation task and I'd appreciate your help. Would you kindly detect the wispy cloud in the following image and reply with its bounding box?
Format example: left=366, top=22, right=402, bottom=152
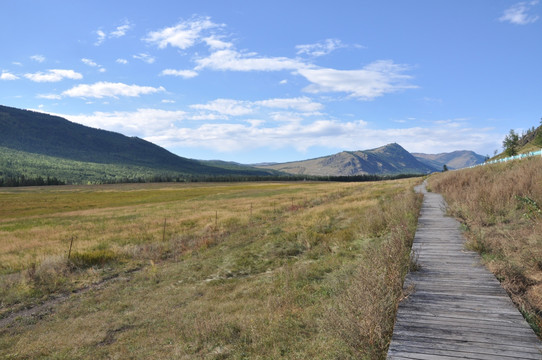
left=499, top=1, right=539, bottom=25
left=195, top=49, right=306, bottom=72
left=111, top=21, right=132, bottom=38
left=1, top=71, right=19, bottom=80
left=189, top=97, right=324, bottom=118
left=62, top=82, right=165, bottom=99
left=37, top=93, right=62, bottom=100
left=149, top=17, right=416, bottom=101
left=30, top=55, right=46, bottom=63
left=82, top=58, right=106, bottom=72
left=160, top=69, right=199, bottom=78
left=145, top=119, right=498, bottom=157
left=255, top=97, right=324, bottom=112
left=133, top=53, right=156, bottom=64
left=190, top=99, right=254, bottom=116
left=81, top=58, right=98, bottom=67
left=144, top=16, right=222, bottom=50
left=24, top=69, right=82, bottom=82
left=64, top=108, right=186, bottom=136
left=202, top=35, right=233, bottom=50
left=95, top=30, right=107, bottom=46
left=116, top=58, right=128, bottom=65
left=296, top=39, right=345, bottom=57
left=95, top=20, right=133, bottom=45
left=298, top=60, right=417, bottom=100
left=54, top=100, right=497, bottom=159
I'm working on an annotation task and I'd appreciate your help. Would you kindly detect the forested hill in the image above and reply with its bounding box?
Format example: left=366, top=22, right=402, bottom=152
left=0, top=105, right=213, bottom=173
left=0, top=105, right=274, bottom=178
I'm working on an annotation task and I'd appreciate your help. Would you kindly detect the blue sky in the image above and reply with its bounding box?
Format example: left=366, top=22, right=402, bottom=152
left=1, top=1, right=541, bottom=163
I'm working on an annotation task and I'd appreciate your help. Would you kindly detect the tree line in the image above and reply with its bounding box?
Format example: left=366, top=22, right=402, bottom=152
left=0, top=173, right=423, bottom=187
left=0, top=175, right=65, bottom=187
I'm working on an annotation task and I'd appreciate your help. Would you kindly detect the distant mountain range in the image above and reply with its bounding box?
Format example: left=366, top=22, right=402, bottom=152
left=0, top=105, right=486, bottom=184
left=255, top=144, right=485, bottom=176
left=412, top=151, right=486, bottom=170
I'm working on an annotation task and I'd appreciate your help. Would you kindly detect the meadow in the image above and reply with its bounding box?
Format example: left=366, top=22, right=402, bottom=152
left=429, top=158, right=542, bottom=335
left=0, top=179, right=422, bottom=359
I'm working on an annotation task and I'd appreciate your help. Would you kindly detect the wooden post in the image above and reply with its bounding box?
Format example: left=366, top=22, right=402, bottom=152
left=68, top=236, right=74, bottom=260
left=215, top=210, right=218, bottom=230
left=162, top=218, right=167, bottom=242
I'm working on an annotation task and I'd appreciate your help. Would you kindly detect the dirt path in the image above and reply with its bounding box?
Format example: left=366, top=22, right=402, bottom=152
left=0, top=267, right=140, bottom=329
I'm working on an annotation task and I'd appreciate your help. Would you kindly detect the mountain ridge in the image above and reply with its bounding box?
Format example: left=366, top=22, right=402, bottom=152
left=0, top=105, right=278, bottom=183
left=412, top=150, right=486, bottom=170
left=256, top=143, right=437, bottom=176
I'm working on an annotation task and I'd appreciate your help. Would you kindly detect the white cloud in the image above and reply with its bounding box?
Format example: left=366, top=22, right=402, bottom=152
left=202, top=35, right=233, bottom=50
left=144, top=16, right=221, bottom=49
left=37, top=93, right=62, bottom=100
left=30, top=55, right=46, bottom=63
left=24, top=69, right=83, bottom=82
left=145, top=119, right=498, bottom=157
left=1, top=71, right=19, bottom=80
left=195, top=49, right=306, bottom=72
left=255, top=96, right=323, bottom=112
left=95, top=21, right=132, bottom=45
left=189, top=97, right=323, bottom=117
left=95, top=30, right=107, bottom=45
left=116, top=58, right=128, bottom=64
left=189, top=113, right=229, bottom=121
left=149, top=16, right=415, bottom=103
left=81, top=58, right=98, bottom=67
left=81, top=58, right=106, bottom=72
left=64, top=108, right=187, bottom=136
left=45, top=106, right=498, bottom=160
left=111, top=21, right=132, bottom=38
left=133, top=53, right=156, bottom=64
left=298, top=60, right=416, bottom=100
left=499, top=1, right=539, bottom=25
left=145, top=119, right=369, bottom=152
left=61, top=82, right=165, bottom=99
left=190, top=99, right=254, bottom=116
left=296, top=39, right=345, bottom=57
left=160, top=69, right=199, bottom=78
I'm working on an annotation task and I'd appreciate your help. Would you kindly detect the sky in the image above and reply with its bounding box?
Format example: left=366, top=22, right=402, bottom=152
left=1, top=1, right=541, bottom=163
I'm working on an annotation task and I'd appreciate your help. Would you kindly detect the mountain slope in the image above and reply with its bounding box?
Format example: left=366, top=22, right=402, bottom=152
left=256, top=143, right=436, bottom=176
left=0, top=105, right=277, bottom=182
left=0, top=105, right=216, bottom=173
left=413, top=150, right=486, bottom=170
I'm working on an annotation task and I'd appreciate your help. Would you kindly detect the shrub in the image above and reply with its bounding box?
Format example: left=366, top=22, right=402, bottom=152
left=69, top=249, right=118, bottom=268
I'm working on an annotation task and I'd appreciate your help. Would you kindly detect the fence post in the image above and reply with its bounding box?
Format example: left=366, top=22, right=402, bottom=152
left=68, top=236, right=74, bottom=260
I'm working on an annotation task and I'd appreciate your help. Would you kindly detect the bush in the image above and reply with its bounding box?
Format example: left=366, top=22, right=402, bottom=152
left=69, top=249, right=118, bottom=268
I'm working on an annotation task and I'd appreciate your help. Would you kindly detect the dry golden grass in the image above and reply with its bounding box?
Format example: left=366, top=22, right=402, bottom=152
left=0, top=179, right=422, bottom=359
left=429, top=158, right=542, bottom=334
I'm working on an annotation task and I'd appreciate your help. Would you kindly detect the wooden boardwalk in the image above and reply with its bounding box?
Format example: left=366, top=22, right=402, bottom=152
left=387, top=182, right=542, bottom=360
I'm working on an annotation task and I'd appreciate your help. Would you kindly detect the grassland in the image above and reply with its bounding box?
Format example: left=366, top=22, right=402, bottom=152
left=0, top=179, right=422, bottom=359
left=429, top=158, right=542, bottom=334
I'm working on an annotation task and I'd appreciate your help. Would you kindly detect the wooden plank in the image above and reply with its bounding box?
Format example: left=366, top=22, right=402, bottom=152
left=386, top=181, right=542, bottom=359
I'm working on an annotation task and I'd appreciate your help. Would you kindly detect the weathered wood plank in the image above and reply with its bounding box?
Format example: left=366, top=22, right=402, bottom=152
left=386, top=181, right=542, bottom=359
